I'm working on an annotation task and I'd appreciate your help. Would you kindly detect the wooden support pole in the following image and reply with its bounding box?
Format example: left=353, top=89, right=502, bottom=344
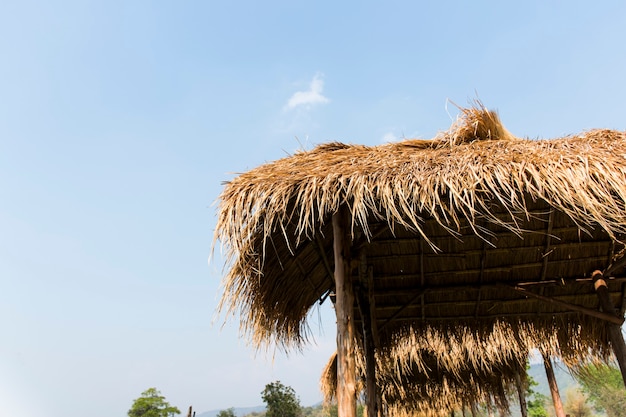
left=592, top=270, right=626, bottom=387
left=356, top=253, right=378, bottom=417
left=367, top=266, right=382, bottom=417
left=333, top=206, right=357, bottom=417
left=356, top=283, right=377, bottom=417
left=542, top=352, right=565, bottom=417
left=514, top=372, right=528, bottom=417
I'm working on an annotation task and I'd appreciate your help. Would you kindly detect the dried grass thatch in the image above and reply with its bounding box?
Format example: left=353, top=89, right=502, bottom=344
left=320, top=324, right=529, bottom=416
left=213, top=103, right=626, bottom=361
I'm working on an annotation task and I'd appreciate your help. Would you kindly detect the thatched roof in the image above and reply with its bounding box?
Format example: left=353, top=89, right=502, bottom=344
left=214, top=105, right=626, bottom=359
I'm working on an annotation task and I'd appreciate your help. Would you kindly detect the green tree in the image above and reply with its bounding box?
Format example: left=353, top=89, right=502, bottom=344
left=217, top=408, right=237, bottom=417
left=574, top=362, right=626, bottom=417
left=128, top=387, right=181, bottom=417
left=261, top=381, right=301, bottom=417
left=526, top=372, right=548, bottom=417
left=527, top=393, right=548, bottom=417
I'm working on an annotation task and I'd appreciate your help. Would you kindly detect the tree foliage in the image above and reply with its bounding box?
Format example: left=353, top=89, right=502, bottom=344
left=261, top=381, right=301, bottom=417
left=574, top=362, right=626, bottom=417
left=526, top=380, right=548, bottom=417
left=128, top=387, right=181, bottom=417
left=521, top=364, right=548, bottom=417
left=527, top=394, right=548, bottom=417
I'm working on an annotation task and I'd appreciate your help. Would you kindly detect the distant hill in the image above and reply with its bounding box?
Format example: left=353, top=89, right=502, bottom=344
left=196, top=405, right=266, bottom=417
left=196, top=402, right=326, bottom=417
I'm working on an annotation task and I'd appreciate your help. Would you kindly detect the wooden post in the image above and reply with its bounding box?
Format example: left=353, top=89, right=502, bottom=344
left=593, top=270, right=626, bottom=387
left=333, top=206, right=357, bottom=417
left=542, top=352, right=566, bottom=417
left=514, top=372, right=528, bottom=417
left=356, top=253, right=377, bottom=417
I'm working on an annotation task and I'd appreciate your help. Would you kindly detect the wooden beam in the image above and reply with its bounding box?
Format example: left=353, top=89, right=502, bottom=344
left=383, top=310, right=622, bottom=322
left=516, top=276, right=626, bottom=287
left=592, top=270, right=626, bottom=387
left=333, top=206, right=357, bottom=417
left=372, top=276, right=626, bottom=297
left=507, top=285, right=624, bottom=325
left=370, top=254, right=612, bottom=283
left=356, top=253, right=377, bottom=417
left=474, top=241, right=486, bottom=318
left=378, top=289, right=426, bottom=330
left=354, top=224, right=390, bottom=252
left=369, top=290, right=625, bottom=313
left=367, top=266, right=379, bottom=348
left=314, top=234, right=335, bottom=289
left=539, top=209, right=555, bottom=283
left=369, top=234, right=608, bottom=257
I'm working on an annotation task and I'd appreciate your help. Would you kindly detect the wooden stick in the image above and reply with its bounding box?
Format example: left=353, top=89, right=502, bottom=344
left=542, top=352, right=566, bottom=417
left=514, top=372, right=528, bottom=417
left=507, top=285, right=624, bottom=325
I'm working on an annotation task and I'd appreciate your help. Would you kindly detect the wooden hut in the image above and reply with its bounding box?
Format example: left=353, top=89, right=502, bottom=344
left=214, top=105, right=626, bottom=417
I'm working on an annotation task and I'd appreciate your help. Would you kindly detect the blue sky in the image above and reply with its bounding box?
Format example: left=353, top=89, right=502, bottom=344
left=2, top=1, right=626, bottom=416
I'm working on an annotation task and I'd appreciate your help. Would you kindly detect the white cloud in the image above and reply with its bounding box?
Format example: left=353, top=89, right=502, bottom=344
left=382, top=132, right=399, bottom=143
left=284, top=73, right=330, bottom=110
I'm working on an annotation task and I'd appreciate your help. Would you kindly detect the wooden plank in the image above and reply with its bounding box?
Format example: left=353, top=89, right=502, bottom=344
left=333, top=207, right=357, bottom=417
